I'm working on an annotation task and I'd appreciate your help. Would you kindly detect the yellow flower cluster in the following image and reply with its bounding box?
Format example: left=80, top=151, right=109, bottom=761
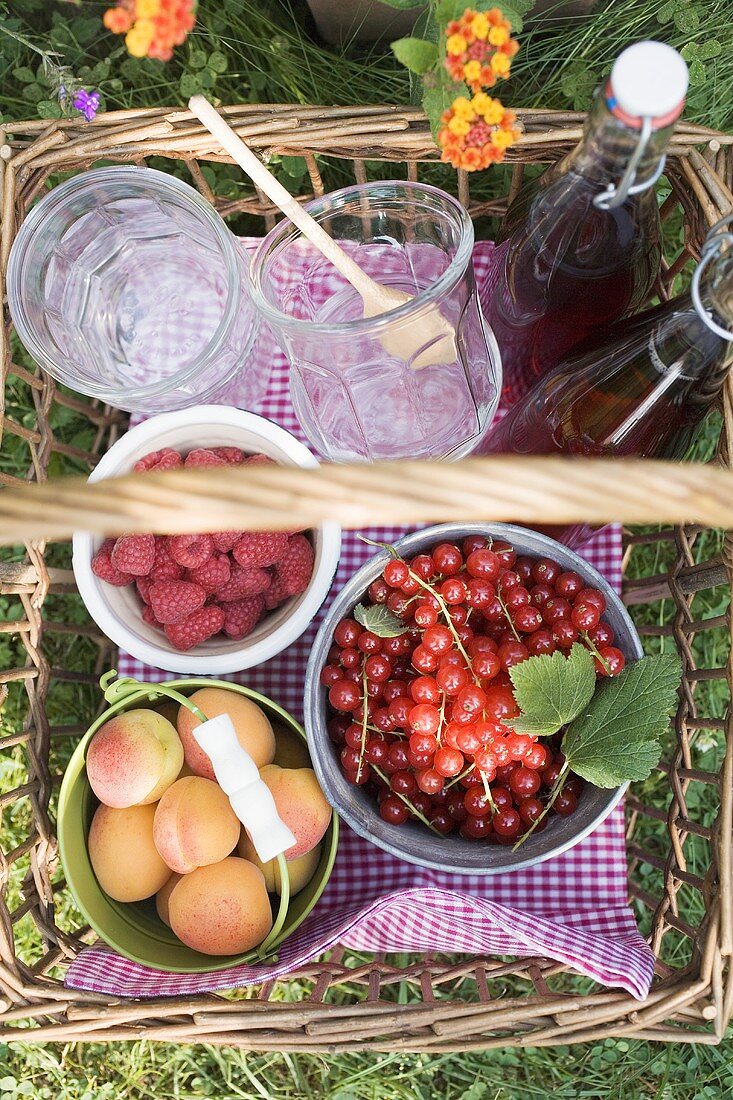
left=438, top=92, right=521, bottom=171
left=444, top=7, right=519, bottom=94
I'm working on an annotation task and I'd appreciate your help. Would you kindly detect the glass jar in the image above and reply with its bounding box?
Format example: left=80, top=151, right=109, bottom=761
left=7, top=166, right=263, bottom=414
left=249, top=181, right=501, bottom=462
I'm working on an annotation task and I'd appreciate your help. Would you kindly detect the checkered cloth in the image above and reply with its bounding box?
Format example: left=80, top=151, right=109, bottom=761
left=65, top=242, right=655, bottom=1000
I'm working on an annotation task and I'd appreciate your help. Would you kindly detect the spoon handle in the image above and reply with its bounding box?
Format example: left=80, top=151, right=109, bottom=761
left=188, top=95, right=377, bottom=300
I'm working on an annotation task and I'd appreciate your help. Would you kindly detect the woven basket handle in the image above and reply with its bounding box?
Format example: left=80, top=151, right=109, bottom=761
left=2, top=455, right=733, bottom=544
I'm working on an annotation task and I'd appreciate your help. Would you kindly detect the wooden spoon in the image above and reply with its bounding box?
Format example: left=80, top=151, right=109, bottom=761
left=188, top=96, right=457, bottom=370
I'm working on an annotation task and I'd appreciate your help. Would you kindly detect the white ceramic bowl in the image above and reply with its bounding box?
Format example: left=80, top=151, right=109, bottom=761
left=72, top=406, right=341, bottom=674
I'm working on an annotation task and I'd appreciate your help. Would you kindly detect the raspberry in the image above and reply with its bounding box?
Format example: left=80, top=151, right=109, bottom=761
left=264, top=574, right=290, bottom=610
left=244, top=453, right=275, bottom=466
left=149, top=580, right=206, bottom=624
left=188, top=553, right=231, bottom=594
left=91, top=539, right=133, bottom=587
left=149, top=537, right=184, bottom=582
left=232, top=531, right=288, bottom=569
left=134, top=448, right=183, bottom=473
left=136, top=576, right=153, bottom=605
left=142, top=603, right=159, bottom=627
left=212, top=531, right=240, bottom=553
left=222, top=596, right=264, bottom=640
left=216, top=564, right=271, bottom=602
left=274, top=534, right=315, bottom=598
left=168, top=533, right=214, bottom=570
left=110, top=534, right=155, bottom=576
left=165, top=606, right=225, bottom=651
left=184, top=448, right=229, bottom=468
left=210, top=447, right=246, bottom=464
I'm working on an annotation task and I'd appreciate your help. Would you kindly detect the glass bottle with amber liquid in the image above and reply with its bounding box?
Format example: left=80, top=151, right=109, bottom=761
left=480, top=216, right=733, bottom=546
left=488, top=40, right=689, bottom=406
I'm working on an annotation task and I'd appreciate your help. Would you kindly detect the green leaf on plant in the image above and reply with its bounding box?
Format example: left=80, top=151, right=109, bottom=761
left=188, top=49, right=208, bottom=71
left=391, top=37, right=439, bottom=75
left=37, top=100, right=63, bottom=120
left=377, top=0, right=427, bottom=9
left=422, top=71, right=467, bottom=138
left=13, top=67, right=37, bottom=85
left=179, top=73, right=201, bottom=97
left=436, top=0, right=530, bottom=29
left=208, top=51, right=229, bottom=74
left=353, top=603, right=407, bottom=638
left=508, top=643, right=596, bottom=736
left=674, top=7, right=699, bottom=32
left=562, top=653, right=681, bottom=787
left=656, top=0, right=675, bottom=23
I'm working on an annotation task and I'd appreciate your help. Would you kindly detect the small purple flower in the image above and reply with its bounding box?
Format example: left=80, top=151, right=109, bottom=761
left=72, top=89, right=100, bottom=122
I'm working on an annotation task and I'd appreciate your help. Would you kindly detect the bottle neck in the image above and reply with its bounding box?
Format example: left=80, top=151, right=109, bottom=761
left=694, top=249, right=733, bottom=341
left=563, top=89, right=677, bottom=195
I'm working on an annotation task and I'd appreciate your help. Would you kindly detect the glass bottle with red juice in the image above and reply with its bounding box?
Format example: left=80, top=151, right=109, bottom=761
left=488, top=41, right=689, bottom=406
left=480, top=216, right=733, bottom=546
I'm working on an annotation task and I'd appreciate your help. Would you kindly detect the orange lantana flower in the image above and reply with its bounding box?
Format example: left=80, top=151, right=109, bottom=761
left=438, top=93, right=521, bottom=171
left=103, top=0, right=196, bottom=61
left=444, top=8, right=519, bottom=93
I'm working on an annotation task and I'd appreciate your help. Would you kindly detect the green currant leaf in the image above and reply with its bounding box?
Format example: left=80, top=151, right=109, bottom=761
left=562, top=653, right=681, bottom=787
left=508, top=643, right=596, bottom=736
left=353, top=603, right=407, bottom=638
left=391, top=37, right=439, bottom=75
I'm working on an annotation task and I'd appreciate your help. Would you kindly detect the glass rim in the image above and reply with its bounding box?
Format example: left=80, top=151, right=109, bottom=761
left=7, top=165, right=246, bottom=401
left=248, top=180, right=475, bottom=337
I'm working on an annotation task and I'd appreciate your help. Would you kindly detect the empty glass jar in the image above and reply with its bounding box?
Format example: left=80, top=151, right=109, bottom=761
left=7, top=166, right=263, bottom=414
left=249, top=181, right=501, bottom=462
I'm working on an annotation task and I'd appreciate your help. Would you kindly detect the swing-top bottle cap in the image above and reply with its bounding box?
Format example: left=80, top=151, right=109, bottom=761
left=609, top=41, right=689, bottom=126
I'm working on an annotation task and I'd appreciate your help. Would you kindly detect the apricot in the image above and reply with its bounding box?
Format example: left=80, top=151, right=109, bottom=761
left=153, top=775, right=240, bottom=874
left=272, top=722, right=310, bottom=769
left=155, top=873, right=182, bottom=927
left=88, top=803, right=171, bottom=902
left=168, top=857, right=272, bottom=955
left=177, top=688, right=275, bottom=779
left=237, top=831, right=321, bottom=896
left=260, top=765, right=332, bottom=860
left=86, top=709, right=183, bottom=809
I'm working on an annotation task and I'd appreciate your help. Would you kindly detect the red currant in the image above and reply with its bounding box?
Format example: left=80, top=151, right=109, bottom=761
left=512, top=606, right=543, bottom=633
left=460, top=814, right=493, bottom=839
left=390, top=769, right=417, bottom=797
left=423, top=624, right=453, bottom=655
left=526, top=629, right=556, bottom=656
left=509, top=767, right=541, bottom=799
left=388, top=697, right=411, bottom=726
left=472, top=650, right=501, bottom=680
left=413, top=602, right=438, bottom=628
left=464, top=787, right=492, bottom=817
left=455, top=684, right=488, bottom=715
left=529, top=583, right=554, bottom=608
left=416, top=767, right=444, bottom=795
left=552, top=619, right=579, bottom=649
left=532, top=558, right=561, bottom=586
left=384, top=559, right=409, bottom=587
left=412, top=644, right=439, bottom=674
left=465, top=578, right=495, bottom=609
left=466, top=547, right=501, bottom=581
left=543, top=597, right=572, bottom=625
left=320, top=664, right=342, bottom=687
left=365, top=738, right=389, bottom=765
left=493, top=540, right=517, bottom=568
left=364, top=654, right=391, bottom=682
left=409, top=703, right=441, bottom=735
left=455, top=726, right=481, bottom=755
left=492, top=808, right=521, bottom=837
left=589, top=621, right=614, bottom=648
left=498, top=640, right=529, bottom=669
left=440, top=577, right=468, bottom=605
left=380, top=795, right=409, bottom=825
left=434, top=746, right=464, bottom=777
left=555, top=571, right=584, bottom=600
left=409, top=731, right=438, bottom=755
left=368, top=578, right=389, bottom=604
left=447, top=790, right=468, bottom=821
left=484, top=685, right=519, bottom=720
left=430, top=808, right=455, bottom=834
left=436, top=663, right=470, bottom=696
left=571, top=602, right=601, bottom=631
left=524, top=742, right=548, bottom=770
left=554, top=789, right=579, bottom=817
left=329, top=680, right=361, bottom=712
left=518, top=797, right=544, bottom=825
left=334, top=618, right=360, bottom=647
left=576, top=587, right=606, bottom=613
left=339, top=647, right=360, bottom=670
left=410, top=676, right=440, bottom=705
left=463, top=534, right=489, bottom=556
left=432, top=542, right=463, bottom=576
left=595, top=646, right=625, bottom=676
left=357, top=630, right=382, bottom=653
left=410, top=554, right=434, bottom=581
left=514, top=556, right=534, bottom=584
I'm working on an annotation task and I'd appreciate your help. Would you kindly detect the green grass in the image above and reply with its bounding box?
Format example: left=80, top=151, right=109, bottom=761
left=1, top=0, right=732, bottom=1094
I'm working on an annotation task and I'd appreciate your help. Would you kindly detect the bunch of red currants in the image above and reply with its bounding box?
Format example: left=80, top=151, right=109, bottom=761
left=321, top=536, right=624, bottom=844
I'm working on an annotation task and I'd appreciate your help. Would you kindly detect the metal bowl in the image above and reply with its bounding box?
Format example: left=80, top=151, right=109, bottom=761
left=304, top=523, right=643, bottom=875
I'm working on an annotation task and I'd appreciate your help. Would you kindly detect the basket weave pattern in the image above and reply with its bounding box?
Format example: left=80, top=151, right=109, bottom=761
left=0, top=104, right=731, bottom=1048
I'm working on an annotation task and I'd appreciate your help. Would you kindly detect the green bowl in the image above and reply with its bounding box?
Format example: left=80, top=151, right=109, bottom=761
left=58, top=678, right=339, bottom=972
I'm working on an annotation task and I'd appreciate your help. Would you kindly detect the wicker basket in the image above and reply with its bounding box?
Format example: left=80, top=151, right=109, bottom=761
left=0, top=104, right=732, bottom=1049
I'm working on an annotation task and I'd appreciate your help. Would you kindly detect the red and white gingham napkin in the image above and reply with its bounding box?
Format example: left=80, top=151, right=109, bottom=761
left=65, top=242, right=655, bottom=1000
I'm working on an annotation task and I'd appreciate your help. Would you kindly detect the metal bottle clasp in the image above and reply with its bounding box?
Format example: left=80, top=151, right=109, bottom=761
left=593, top=116, right=666, bottom=211
left=690, top=213, right=733, bottom=342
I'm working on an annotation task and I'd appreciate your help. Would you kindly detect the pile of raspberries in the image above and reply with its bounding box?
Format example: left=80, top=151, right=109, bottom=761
left=91, top=446, right=315, bottom=651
